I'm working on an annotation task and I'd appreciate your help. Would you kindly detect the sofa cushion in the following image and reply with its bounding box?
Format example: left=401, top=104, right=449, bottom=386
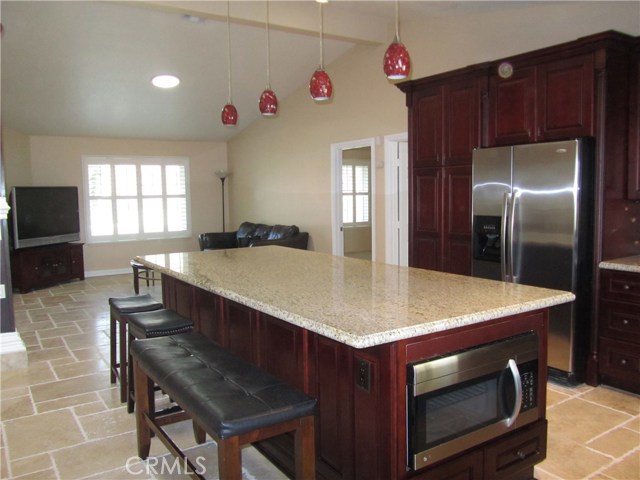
left=253, top=224, right=273, bottom=240
left=236, top=222, right=258, bottom=240
left=267, top=224, right=299, bottom=240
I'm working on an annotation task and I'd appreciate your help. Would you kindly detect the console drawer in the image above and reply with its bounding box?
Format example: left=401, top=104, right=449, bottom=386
left=601, top=271, right=640, bottom=304
left=598, top=337, right=640, bottom=394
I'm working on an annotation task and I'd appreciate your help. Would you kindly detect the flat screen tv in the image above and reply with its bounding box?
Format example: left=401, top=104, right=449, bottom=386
left=9, top=186, right=81, bottom=249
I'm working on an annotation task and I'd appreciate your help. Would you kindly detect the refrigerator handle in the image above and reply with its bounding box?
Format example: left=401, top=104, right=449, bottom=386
left=508, top=191, right=518, bottom=283
left=501, top=192, right=510, bottom=282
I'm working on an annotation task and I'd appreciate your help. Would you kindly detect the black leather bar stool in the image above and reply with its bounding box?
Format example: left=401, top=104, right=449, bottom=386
left=126, top=309, right=194, bottom=413
left=109, top=294, right=163, bottom=403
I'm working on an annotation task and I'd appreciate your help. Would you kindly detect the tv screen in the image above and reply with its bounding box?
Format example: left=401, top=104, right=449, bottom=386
left=9, top=186, right=81, bottom=249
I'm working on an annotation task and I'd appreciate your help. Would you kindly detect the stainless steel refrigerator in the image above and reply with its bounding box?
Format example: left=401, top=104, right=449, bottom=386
left=471, top=138, right=595, bottom=384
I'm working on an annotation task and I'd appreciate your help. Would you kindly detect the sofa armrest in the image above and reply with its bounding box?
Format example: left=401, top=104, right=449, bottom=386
left=250, top=232, right=309, bottom=250
left=198, top=232, right=238, bottom=250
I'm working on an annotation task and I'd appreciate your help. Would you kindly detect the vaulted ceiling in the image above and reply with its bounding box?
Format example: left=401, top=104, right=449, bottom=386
left=1, top=1, right=543, bottom=142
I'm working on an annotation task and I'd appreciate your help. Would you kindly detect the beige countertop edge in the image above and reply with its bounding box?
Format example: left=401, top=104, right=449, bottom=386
left=599, top=255, right=640, bottom=273
left=136, top=257, right=575, bottom=350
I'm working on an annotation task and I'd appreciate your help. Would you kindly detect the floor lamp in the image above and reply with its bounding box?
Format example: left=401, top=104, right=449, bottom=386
left=215, top=170, right=229, bottom=232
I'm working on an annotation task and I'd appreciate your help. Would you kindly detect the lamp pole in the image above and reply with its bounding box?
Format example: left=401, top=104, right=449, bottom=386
left=215, top=170, right=229, bottom=232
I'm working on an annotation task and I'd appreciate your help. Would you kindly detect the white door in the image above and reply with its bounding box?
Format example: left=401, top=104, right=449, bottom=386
left=384, top=133, right=409, bottom=266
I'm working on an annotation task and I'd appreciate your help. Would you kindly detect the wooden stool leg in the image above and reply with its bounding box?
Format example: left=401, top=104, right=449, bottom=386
left=217, top=436, right=242, bottom=480
left=134, top=358, right=154, bottom=459
left=295, top=416, right=316, bottom=480
left=110, top=311, right=117, bottom=384
left=119, top=316, right=128, bottom=403
left=132, top=265, right=140, bottom=294
left=127, top=332, right=135, bottom=413
left=193, top=420, right=206, bottom=444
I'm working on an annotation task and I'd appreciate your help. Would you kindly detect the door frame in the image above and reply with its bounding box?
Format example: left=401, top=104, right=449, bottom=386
left=384, top=133, right=409, bottom=266
left=331, top=138, right=376, bottom=258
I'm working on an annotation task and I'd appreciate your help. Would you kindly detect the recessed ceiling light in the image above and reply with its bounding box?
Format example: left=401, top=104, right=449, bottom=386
left=151, top=74, right=180, bottom=89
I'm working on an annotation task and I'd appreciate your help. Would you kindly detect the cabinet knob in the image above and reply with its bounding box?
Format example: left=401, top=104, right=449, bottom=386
left=623, top=284, right=630, bottom=290
left=620, top=358, right=627, bottom=366
left=622, top=319, right=629, bottom=325
left=516, top=450, right=527, bottom=460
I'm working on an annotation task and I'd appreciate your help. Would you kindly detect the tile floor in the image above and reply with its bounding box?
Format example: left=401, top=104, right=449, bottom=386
left=1, top=275, right=638, bottom=479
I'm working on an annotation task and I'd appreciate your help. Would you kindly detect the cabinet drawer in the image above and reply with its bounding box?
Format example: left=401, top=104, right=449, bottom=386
left=601, top=271, right=640, bottom=303
left=599, top=301, right=640, bottom=344
left=484, top=419, right=547, bottom=479
left=598, top=337, right=640, bottom=394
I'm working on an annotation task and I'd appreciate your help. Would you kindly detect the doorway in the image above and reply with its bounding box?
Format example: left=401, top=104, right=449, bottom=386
left=331, top=138, right=376, bottom=260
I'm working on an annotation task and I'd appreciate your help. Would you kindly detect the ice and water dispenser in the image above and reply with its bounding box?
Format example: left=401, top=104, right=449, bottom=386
left=472, top=215, right=502, bottom=280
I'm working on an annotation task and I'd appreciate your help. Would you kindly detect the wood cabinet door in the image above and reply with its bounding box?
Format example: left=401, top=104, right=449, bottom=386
left=628, top=44, right=640, bottom=199
left=413, top=87, right=443, bottom=167
left=537, top=54, right=594, bottom=141
left=444, top=78, right=482, bottom=166
left=411, top=168, right=441, bottom=270
left=224, top=299, right=258, bottom=364
left=442, top=166, right=472, bottom=275
left=489, top=66, right=536, bottom=146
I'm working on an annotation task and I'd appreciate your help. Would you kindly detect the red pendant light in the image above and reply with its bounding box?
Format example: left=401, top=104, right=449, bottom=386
left=259, top=0, right=278, bottom=116
left=309, top=3, right=333, bottom=102
left=221, top=1, right=238, bottom=126
left=383, top=0, right=411, bottom=80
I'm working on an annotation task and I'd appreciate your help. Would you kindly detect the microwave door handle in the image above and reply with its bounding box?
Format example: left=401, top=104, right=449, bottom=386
left=504, top=359, right=523, bottom=428
left=501, top=193, right=510, bottom=281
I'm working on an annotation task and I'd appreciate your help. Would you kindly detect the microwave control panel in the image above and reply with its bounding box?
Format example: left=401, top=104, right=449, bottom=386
left=520, top=361, right=538, bottom=412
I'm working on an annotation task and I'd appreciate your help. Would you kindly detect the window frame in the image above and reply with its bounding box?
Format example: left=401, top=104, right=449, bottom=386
left=82, top=155, right=192, bottom=244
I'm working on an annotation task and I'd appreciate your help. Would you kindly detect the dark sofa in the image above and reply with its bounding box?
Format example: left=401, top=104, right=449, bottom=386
left=198, top=221, right=309, bottom=251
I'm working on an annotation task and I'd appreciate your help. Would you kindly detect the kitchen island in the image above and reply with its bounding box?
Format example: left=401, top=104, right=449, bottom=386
left=135, top=246, right=574, bottom=480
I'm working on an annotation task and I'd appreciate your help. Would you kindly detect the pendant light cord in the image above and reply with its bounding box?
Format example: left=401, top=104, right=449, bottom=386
left=265, top=0, right=271, bottom=88
left=395, top=0, right=400, bottom=42
left=226, top=0, right=232, bottom=104
left=319, top=3, right=324, bottom=69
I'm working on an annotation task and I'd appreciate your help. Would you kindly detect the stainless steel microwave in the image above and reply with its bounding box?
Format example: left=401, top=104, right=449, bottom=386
left=407, top=332, right=540, bottom=470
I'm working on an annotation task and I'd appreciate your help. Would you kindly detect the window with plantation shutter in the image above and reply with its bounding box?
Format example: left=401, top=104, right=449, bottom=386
left=342, top=163, right=370, bottom=225
left=83, top=156, right=191, bottom=243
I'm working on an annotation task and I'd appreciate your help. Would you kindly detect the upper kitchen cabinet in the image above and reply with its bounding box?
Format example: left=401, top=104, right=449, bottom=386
left=404, top=68, right=487, bottom=167
left=628, top=38, right=640, bottom=200
left=489, top=54, right=595, bottom=146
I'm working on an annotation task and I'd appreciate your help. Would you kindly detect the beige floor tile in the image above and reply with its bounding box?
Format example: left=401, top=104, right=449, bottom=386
left=72, top=347, right=109, bottom=362
left=10, top=453, right=52, bottom=478
left=51, top=358, right=109, bottom=380
left=0, top=447, right=8, bottom=479
left=49, top=309, right=90, bottom=322
left=13, top=468, right=58, bottom=479
left=26, top=346, right=73, bottom=364
left=600, top=451, right=640, bottom=480
left=588, top=427, right=640, bottom=458
left=541, top=435, right=612, bottom=479
left=63, top=330, right=110, bottom=350
left=580, top=387, right=640, bottom=416
left=36, top=325, right=82, bottom=339
left=35, top=392, right=100, bottom=414
left=547, top=397, right=633, bottom=444
left=97, top=386, right=124, bottom=410
left=39, top=337, right=65, bottom=349
left=1, top=363, right=56, bottom=391
left=546, top=386, right=572, bottom=407
left=0, top=394, right=35, bottom=421
left=0, top=386, right=30, bottom=400
left=622, top=416, right=640, bottom=432
left=73, top=401, right=106, bottom=417
left=78, top=407, right=137, bottom=440
left=30, top=372, right=110, bottom=403
left=3, top=409, right=85, bottom=460
left=51, top=432, right=138, bottom=479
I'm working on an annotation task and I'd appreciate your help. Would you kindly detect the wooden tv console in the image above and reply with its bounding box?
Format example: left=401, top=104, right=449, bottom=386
left=10, top=242, right=84, bottom=292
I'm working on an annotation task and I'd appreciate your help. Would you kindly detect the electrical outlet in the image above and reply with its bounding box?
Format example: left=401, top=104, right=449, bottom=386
left=356, top=358, right=371, bottom=392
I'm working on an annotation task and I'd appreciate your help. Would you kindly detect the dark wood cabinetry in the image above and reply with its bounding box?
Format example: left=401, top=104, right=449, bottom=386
left=489, top=55, right=594, bottom=146
left=401, top=69, right=484, bottom=274
left=10, top=242, right=84, bottom=292
left=598, top=270, right=640, bottom=393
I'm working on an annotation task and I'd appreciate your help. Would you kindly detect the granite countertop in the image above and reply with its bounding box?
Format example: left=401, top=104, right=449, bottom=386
left=136, top=246, right=574, bottom=349
left=599, top=255, right=640, bottom=274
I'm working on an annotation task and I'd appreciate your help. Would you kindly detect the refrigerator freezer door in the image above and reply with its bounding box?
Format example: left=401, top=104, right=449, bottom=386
left=471, top=147, right=512, bottom=280
left=512, top=140, right=579, bottom=374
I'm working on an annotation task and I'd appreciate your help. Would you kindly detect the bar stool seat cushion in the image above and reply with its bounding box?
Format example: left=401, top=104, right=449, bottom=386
left=127, top=310, right=194, bottom=340
left=109, top=294, right=162, bottom=314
